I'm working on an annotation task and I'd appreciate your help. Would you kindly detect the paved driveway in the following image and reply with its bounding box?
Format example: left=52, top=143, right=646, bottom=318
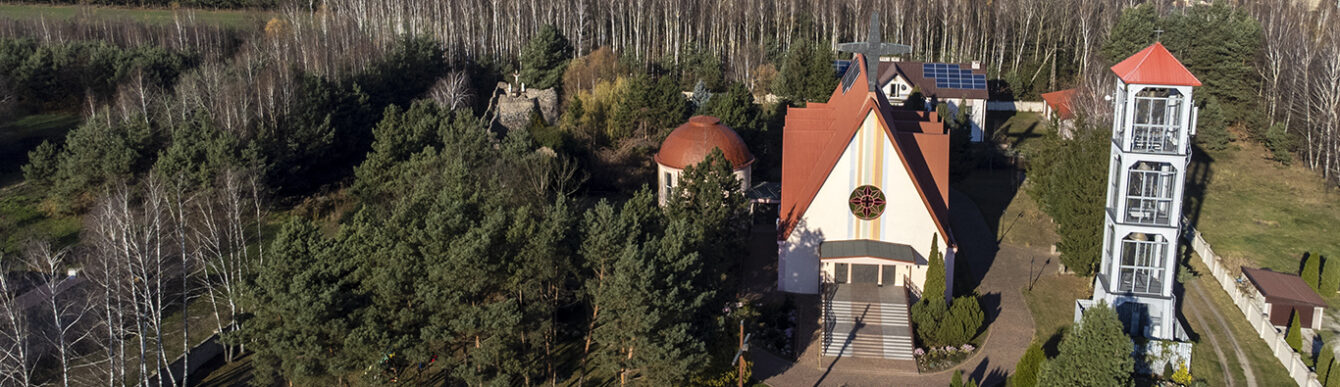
left=755, top=190, right=1038, bottom=386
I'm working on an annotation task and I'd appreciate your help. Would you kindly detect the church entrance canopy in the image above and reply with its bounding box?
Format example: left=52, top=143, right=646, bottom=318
left=820, top=240, right=919, bottom=264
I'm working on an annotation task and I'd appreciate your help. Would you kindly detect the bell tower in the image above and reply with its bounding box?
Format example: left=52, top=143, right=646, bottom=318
left=1091, top=42, right=1200, bottom=341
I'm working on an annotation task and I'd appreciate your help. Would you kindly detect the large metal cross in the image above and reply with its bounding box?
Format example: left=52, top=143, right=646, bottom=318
left=837, top=13, right=912, bottom=92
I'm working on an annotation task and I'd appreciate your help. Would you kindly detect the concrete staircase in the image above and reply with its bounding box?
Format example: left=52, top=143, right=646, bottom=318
left=821, top=285, right=915, bottom=360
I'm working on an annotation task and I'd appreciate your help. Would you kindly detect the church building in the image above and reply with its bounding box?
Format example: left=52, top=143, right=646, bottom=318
left=777, top=40, right=955, bottom=299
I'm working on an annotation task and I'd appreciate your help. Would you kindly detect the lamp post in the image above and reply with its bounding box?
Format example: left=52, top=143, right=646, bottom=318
left=732, top=320, right=752, bottom=387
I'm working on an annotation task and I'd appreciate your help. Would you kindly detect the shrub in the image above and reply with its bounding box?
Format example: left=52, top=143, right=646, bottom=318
left=1324, top=255, right=1340, bottom=295
left=1038, top=301, right=1133, bottom=386
left=951, top=369, right=963, bottom=387
left=1012, top=342, right=1044, bottom=387
left=1318, top=338, right=1336, bottom=385
left=1171, top=361, right=1192, bottom=385
left=1287, top=309, right=1303, bottom=354
left=1303, top=253, right=1323, bottom=294
left=911, top=294, right=983, bottom=348
left=940, top=296, right=984, bottom=346
left=1266, top=122, right=1294, bottom=165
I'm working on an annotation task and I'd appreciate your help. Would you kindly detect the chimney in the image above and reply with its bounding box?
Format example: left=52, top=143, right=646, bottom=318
left=971, top=61, right=981, bottom=70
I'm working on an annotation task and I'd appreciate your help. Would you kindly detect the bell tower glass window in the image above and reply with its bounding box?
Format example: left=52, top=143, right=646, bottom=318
left=1118, top=233, right=1168, bottom=295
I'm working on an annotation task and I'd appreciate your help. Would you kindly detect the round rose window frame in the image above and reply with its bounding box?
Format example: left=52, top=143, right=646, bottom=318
left=848, top=185, right=886, bottom=220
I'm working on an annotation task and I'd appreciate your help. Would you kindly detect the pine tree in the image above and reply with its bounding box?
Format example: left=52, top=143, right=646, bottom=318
left=1287, top=309, right=1304, bottom=353
left=520, top=24, right=573, bottom=90
left=951, top=369, right=964, bottom=387
left=1038, top=301, right=1134, bottom=386
left=703, top=82, right=761, bottom=134
left=1194, top=96, right=1231, bottom=151
left=1025, top=128, right=1108, bottom=275
left=1303, top=254, right=1323, bottom=292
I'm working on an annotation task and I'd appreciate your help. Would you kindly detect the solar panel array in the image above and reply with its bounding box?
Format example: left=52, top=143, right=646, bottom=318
left=840, top=62, right=862, bottom=93
left=922, top=63, right=987, bottom=90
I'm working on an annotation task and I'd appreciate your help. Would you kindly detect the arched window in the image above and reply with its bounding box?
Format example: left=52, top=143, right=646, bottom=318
left=1125, top=161, right=1176, bottom=225
left=1118, top=233, right=1168, bottom=294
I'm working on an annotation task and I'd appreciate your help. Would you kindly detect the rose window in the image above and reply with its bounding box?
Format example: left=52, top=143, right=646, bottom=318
left=848, top=185, right=886, bottom=220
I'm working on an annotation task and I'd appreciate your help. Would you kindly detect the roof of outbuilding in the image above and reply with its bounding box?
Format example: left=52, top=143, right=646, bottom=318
left=654, top=115, right=755, bottom=170
left=1041, top=88, right=1078, bottom=120
left=1110, top=42, right=1202, bottom=87
left=1242, top=267, right=1327, bottom=308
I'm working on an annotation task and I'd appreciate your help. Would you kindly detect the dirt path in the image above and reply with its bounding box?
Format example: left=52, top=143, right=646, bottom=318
left=1186, top=280, right=1258, bottom=387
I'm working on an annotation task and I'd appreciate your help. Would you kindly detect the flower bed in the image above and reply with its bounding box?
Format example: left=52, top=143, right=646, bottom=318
left=914, top=344, right=978, bottom=372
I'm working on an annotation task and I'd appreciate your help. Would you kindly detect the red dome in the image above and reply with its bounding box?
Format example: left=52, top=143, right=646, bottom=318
left=654, top=116, right=756, bottom=170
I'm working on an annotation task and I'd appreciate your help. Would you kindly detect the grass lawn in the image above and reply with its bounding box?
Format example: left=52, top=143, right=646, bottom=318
left=1021, top=270, right=1090, bottom=355
left=954, top=169, right=1059, bottom=249
left=1187, top=138, right=1340, bottom=274
left=1183, top=252, right=1294, bottom=386
left=990, top=111, right=1048, bottom=150
left=0, top=182, right=80, bottom=257
left=0, top=4, right=268, bottom=28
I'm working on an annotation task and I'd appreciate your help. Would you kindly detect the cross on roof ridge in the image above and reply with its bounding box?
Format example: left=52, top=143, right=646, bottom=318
left=836, top=13, right=912, bottom=92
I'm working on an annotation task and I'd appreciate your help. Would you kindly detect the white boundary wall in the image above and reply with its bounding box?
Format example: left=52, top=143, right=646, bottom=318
left=985, top=100, right=1047, bottom=112
left=1186, top=226, right=1322, bottom=387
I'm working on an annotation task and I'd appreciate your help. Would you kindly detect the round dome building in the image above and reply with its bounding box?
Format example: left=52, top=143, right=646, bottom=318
left=654, top=115, right=755, bottom=205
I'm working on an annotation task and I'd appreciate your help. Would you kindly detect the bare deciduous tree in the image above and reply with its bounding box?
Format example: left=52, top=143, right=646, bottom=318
left=0, top=255, right=34, bottom=387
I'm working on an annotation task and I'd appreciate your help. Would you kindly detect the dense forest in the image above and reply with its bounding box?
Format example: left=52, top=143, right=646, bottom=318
left=0, top=0, right=1339, bottom=385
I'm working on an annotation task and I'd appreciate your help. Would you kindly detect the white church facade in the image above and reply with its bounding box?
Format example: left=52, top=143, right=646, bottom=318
left=777, top=46, right=956, bottom=300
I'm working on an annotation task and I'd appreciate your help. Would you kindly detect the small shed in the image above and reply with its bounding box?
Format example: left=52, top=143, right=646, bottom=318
left=1242, top=267, right=1327, bottom=330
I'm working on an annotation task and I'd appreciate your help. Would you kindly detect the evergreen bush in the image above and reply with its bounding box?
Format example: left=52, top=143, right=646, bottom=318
left=1266, top=123, right=1294, bottom=165
left=1011, top=341, right=1045, bottom=387
left=1323, top=255, right=1340, bottom=295
left=1287, top=309, right=1303, bottom=354
left=1038, top=301, right=1133, bottom=386
left=1304, top=254, right=1323, bottom=293
left=1317, top=339, right=1334, bottom=386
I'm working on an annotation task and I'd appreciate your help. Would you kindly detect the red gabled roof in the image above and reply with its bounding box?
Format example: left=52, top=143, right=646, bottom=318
left=779, top=54, right=954, bottom=247
left=1041, top=88, right=1078, bottom=120
left=1109, top=42, right=1201, bottom=87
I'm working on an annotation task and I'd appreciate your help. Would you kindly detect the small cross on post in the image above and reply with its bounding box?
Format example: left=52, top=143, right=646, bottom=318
left=837, top=13, right=912, bottom=92
left=1154, top=28, right=1165, bottom=41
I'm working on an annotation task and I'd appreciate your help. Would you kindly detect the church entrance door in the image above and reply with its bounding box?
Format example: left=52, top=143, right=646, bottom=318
left=850, top=264, right=879, bottom=284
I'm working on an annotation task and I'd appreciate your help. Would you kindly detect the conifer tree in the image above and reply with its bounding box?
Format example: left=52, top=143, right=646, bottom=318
left=1303, top=254, right=1323, bottom=292
left=1324, top=255, right=1340, bottom=295
left=1038, top=301, right=1133, bottom=386
left=1287, top=309, right=1304, bottom=353
left=1012, top=342, right=1045, bottom=387
left=520, top=24, right=573, bottom=90
left=924, top=235, right=946, bottom=301
left=1316, top=339, right=1335, bottom=386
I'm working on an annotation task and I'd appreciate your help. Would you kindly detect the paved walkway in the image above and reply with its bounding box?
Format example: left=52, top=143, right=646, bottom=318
left=755, top=191, right=1037, bottom=386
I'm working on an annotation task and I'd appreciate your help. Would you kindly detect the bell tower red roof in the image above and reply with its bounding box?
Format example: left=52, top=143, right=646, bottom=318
left=1109, top=42, right=1201, bottom=87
